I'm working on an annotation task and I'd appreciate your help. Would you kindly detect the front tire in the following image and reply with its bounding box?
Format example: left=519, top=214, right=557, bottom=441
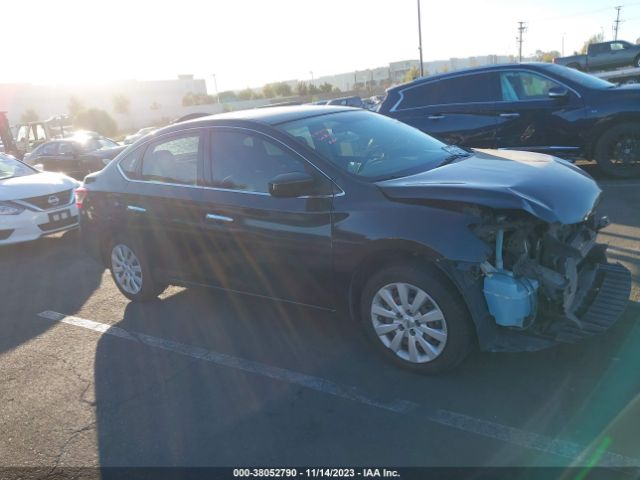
left=360, top=264, right=474, bottom=374
left=109, top=239, right=166, bottom=301
left=594, top=123, right=640, bottom=178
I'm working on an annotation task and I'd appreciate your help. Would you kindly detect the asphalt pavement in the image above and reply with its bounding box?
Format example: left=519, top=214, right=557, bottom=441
left=1, top=164, right=639, bottom=476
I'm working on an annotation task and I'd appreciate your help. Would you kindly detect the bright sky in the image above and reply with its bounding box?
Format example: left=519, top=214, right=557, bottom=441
left=3, top=0, right=640, bottom=91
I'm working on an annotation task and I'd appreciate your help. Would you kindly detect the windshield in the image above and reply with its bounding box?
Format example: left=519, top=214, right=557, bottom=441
left=278, top=110, right=458, bottom=180
left=0, top=154, right=36, bottom=180
left=547, top=63, right=615, bottom=89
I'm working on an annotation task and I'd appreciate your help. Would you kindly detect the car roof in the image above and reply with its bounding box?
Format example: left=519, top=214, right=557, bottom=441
left=165, top=105, right=356, bottom=130
left=386, top=62, right=557, bottom=93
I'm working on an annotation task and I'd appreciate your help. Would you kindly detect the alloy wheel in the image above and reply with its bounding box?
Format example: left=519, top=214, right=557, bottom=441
left=111, top=244, right=143, bottom=295
left=370, top=282, right=448, bottom=363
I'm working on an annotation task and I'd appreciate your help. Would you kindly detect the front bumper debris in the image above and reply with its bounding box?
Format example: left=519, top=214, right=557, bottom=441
left=553, top=263, right=631, bottom=343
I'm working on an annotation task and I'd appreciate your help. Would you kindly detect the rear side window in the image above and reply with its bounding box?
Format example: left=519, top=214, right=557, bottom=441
left=42, top=143, right=58, bottom=155
left=398, top=72, right=499, bottom=109
left=140, top=134, right=201, bottom=185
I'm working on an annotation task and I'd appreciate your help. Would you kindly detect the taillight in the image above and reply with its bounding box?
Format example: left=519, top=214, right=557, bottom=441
left=552, top=58, right=557, bottom=64
left=75, top=186, right=88, bottom=209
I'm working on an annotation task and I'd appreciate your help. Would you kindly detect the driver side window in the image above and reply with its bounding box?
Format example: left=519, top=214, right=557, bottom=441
left=209, top=130, right=332, bottom=195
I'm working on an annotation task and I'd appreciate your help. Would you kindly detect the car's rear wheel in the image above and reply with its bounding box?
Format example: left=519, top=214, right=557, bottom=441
left=567, top=63, right=582, bottom=71
left=360, top=264, right=474, bottom=374
left=594, top=123, right=640, bottom=178
left=634, top=55, right=640, bottom=68
left=109, top=239, right=166, bottom=301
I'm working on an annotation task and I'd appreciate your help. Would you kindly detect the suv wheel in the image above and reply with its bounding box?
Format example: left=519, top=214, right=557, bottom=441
left=360, top=264, right=474, bottom=374
left=109, top=239, right=166, bottom=301
left=595, top=123, right=640, bottom=178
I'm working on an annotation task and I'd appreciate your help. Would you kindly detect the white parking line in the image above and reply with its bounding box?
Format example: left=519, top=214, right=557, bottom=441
left=38, top=310, right=640, bottom=467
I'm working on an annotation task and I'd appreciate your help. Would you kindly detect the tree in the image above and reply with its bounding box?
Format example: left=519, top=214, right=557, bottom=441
left=68, top=96, right=85, bottom=117
left=20, top=109, right=39, bottom=123
left=332, top=86, right=342, bottom=93
left=308, top=84, right=320, bottom=95
left=182, top=92, right=216, bottom=106
left=404, top=66, right=421, bottom=82
left=73, top=108, right=117, bottom=137
left=296, top=81, right=309, bottom=96
left=319, top=82, right=333, bottom=93
left=218, top=90, right=237, bottom=102
left=274, top=82, right=292, bottom=97
left=534, top=50, right=561, bottom=63
left=262, top=83, right=276, bottom=98
left=580, top=33, right=604, bottom=54
left=112, top=95, right=130, bottom=115
left=237, top=88, right=254, bottom=101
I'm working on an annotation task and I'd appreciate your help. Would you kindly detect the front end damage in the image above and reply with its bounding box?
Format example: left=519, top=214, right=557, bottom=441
left=444, top=209, right=631, bottom=351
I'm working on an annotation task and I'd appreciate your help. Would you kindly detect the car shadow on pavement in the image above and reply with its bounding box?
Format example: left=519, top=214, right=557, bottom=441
left=0, top=230, right=104, bottom=355
left=92, top=283, right=640, bottom=467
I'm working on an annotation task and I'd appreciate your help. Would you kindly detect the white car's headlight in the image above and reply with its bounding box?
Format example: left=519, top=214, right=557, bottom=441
left=0, top=201, right=25, bottom=215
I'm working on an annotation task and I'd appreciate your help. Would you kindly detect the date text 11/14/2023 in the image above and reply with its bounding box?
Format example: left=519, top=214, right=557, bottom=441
left=232, top=468, right=400, bottom=478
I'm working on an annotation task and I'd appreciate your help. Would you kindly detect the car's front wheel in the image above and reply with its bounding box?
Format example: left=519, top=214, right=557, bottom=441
left=360, top=264, right=474, bottom=374
left=109, top=240, right=166, bottom=301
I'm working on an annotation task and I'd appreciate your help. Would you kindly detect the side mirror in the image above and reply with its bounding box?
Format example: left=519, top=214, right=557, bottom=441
left=548, top=87, right=569, bottom=99
left=268, top=172, right=315, bottom=198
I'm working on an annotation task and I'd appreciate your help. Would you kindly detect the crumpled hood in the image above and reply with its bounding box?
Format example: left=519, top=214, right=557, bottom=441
left=376, top=149, right=601, bottom=224
left=0, top=171, right=79, bottom=201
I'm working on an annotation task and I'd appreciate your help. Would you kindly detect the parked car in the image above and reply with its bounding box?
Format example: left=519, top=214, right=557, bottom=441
left=0, top=153, right=80, bottom=245
left=554, top=40, right=640, bottom=71
left=79, top=106, right=630, bottom=374
left=326, top=96, right=365, bottom=108
left=379, top=62, right=640, bottom=177
left=123, top=127, right=156, bottom=145
left=23, top=133, right=126, bottom=179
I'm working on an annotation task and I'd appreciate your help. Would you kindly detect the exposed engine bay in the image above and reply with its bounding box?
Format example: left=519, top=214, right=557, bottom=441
left=472, top=209, right=631, bottom=342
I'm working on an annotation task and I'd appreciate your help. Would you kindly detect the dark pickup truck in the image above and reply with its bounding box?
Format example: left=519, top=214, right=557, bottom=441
left=554, top=40, right=640, bottom=71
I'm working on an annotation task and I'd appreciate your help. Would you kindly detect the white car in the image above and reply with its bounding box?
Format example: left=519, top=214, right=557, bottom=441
left=0, top=153, right=80, bottom=245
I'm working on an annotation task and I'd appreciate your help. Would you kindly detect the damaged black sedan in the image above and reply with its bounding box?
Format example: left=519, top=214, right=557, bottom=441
left=79, top=106, right=631, bottom=374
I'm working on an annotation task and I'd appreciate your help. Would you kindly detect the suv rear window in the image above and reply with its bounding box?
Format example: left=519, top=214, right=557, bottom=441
left=398, top=72, right=499, bottom=110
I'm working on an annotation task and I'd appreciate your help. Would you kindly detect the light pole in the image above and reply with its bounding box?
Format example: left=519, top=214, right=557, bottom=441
left=211, top=74, right=219, bottom=103
left=417, top=0, right=424, bottom=77
left=309, top=71, right=314, bottom=87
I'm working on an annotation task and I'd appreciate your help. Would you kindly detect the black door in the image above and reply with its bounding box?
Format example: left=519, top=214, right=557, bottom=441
left=389, top=71, right=501, bottom=148
left=198, top=128, right=336, bottom=308
left=40, top=141, right=86, bottom=179
left=493, top=70, right=585, bottom=156
left=119, top=131, right=206, bottom=281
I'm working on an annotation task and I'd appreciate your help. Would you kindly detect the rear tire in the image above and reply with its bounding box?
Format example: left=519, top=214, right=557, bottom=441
left=360, top=264, right=474, bottom=374
left=567, top=63, right=582, bottom=71
left=634, top=55, right=640, bottom=68
left=594, top=123, right=640, bottom=178
left=109, top=238, right=166, bottom=302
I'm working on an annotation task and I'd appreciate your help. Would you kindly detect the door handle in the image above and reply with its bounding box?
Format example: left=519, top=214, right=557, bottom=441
left=205, top=213, right=234, bottom=223
left=428, top=115, right=445, bottom=120
left=127, top=205, right=146, bottom=213
left=499, top=113, right=520, bottom=118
